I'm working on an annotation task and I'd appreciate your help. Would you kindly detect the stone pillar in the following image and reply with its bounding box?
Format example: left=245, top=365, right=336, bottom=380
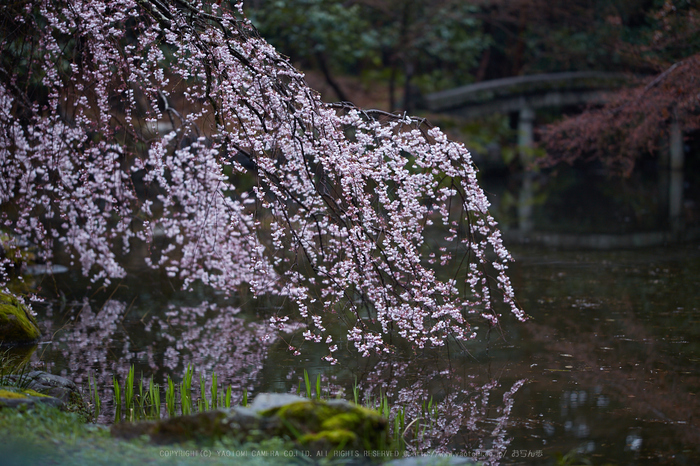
left=669, top=170, right=683, bottom=232
left=518, top=173, right=534, bottom=233
left=517, top=104, right=536, bottom=232
left=518, top=105, right=535, bottom=165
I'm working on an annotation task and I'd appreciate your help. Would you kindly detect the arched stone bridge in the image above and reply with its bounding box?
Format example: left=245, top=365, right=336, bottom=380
left=423, top=71, right=630, bottom=157
left=424, top=72, right=694, bottom=246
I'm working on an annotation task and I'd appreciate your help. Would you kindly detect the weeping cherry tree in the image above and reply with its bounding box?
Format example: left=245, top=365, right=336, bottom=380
left=0, top=0, right=525, bottom=362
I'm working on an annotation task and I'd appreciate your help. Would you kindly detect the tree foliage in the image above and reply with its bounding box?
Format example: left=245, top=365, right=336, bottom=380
left=248, top=0, right=487, bottom=111
left=0, top=0, right=522, bottom=361
left=541, top=0, right=700, bottom=174
left=472, top=0, right=637, bottom=78
left=246, top=0, right=380, bottom=102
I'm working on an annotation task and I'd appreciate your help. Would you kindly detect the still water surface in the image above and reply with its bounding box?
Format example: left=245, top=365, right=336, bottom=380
left=28, top=167, right=700, bottom=464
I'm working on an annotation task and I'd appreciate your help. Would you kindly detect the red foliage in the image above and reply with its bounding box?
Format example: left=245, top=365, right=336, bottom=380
left=541, top=55, right=700, bottom=175
left=540, top=1, right=700, bottom=175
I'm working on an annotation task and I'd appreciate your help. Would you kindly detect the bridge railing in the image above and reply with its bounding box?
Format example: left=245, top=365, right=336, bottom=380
left=424, top=71, right=631, bottom=114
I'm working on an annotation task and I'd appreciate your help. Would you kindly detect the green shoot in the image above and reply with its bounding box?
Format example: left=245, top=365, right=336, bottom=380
left=303, top=369, right=311, bottom=399
left=180, top=380, right=189, bottom=416
left=138, top=370, right=145, bottom=418
left=89, top=373, right=100, bottom=419
left=180, top=365, right=193, bottom=416
left=225, top=385, right=232, bottom=408
left=211, top=372, right=218, bottom=410
left=124, top=365, right=134, bottom=414
left=166, top=375, right=175, bottom=417
left=352, top=377, right=359, bottom=406
left=112, top=375, right=121, bottom=423
left=149, top=376, right=160, bottom=420
left=198, top=372, right=205, bottom=412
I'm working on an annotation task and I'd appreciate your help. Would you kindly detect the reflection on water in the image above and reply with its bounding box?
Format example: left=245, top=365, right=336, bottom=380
left=353, top=359, right=527, bottom=460
left=24, top=165, right=700, bottom=463
left=39, top=299, right=288, bottom=422
left=490, top=164, right=700, bottom=248
left=35, top=292, right=527, bottom=462
left=503, top=243, right=700, bottom=463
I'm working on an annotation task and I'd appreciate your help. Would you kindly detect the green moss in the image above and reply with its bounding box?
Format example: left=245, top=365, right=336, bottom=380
left=23, top=388, right=52, bottom=398
left=299, top=429, right=356, bottom=446
left=268, top=399, right=388, bottom=453
left=271, top=401, right=335, bottom=432
left=0, top=291, right=40, bottom=344
left=321, top=412, right=363, bottom=431
left=0, top=388, right=28, bottom=399
left=0, top=386, right=57, bottom=400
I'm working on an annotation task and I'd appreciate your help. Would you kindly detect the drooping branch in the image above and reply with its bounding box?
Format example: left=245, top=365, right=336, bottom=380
left=0, top=0, right=523, bottom=363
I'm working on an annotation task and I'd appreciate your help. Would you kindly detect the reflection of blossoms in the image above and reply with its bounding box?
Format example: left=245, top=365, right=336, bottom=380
left=38, top=299, right=283, bottom=421
left=150, top=302, right=275, bottom=396
left=38, top=299, right=136, bottom=423
left=163, top=346, right=180, bottom=371
left=43, top=299, right=130, bottom=386
left=489, top=379, right=527, bottom=460
left=357, top=359, right=526, bottom=464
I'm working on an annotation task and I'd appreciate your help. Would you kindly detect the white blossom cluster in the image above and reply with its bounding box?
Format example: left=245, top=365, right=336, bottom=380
left=0, top=0, right=523, bottom=361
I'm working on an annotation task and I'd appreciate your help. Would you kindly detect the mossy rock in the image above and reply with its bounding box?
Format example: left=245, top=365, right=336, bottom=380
left=264, top=399, right=389, bottom=454
left=111, top=407, right=283, bottom=445
left=0, top=371, right=88, bottom=419
left=0, top=291, right=40, bottom=345
left=23, top=371, right=89, bottom=419
left=112, top=394, right=389, bottom=458
left=0, top=386, right=62, bottom=409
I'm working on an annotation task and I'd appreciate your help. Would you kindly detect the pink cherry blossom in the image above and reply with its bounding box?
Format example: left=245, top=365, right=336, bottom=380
left=0, top=0, right=524, bottom=361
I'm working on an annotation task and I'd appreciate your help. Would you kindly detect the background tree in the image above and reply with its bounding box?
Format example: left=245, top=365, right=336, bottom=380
left=471, top=0, right=644, bottom=79
left=246, top=0, right=380, bottom=102
left=247, top=0, right=488, bottom=112
left=0, top=0, right=523, bottom=362
left=540, top=0, right=700, bottom=174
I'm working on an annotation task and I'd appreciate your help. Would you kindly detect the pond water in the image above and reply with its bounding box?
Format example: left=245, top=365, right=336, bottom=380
left=20, top=163, right=700, bottom=464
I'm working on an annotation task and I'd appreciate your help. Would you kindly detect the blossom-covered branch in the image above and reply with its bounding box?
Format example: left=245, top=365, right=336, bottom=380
left=0, top=0, right=523, bottom=361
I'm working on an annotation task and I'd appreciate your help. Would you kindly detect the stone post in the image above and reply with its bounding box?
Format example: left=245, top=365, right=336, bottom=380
left=518, top=104, right=535, bottom=165
left=517, top=104, right=536, bottom=232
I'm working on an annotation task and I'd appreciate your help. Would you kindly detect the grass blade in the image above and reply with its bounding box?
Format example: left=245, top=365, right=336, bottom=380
left=199, top=372, right=208, bottom=412
left=124, top=365, right=134, bottom=415
left=113, top=375, right=121, bottom=423
left=352, top=377, right=359, bottom=406
left=149, top=376, right=160, bottom=420
left=211, top=372, right=218, bottom=410
left=180, top=380, right=189, bottom=416
left=166, top=375, right=175, bottom=417
left=303, top=370, right=311, bottom=399
left=90, top=373, right=100, bottom=420
left=225, top=385, right=232, bottom=408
